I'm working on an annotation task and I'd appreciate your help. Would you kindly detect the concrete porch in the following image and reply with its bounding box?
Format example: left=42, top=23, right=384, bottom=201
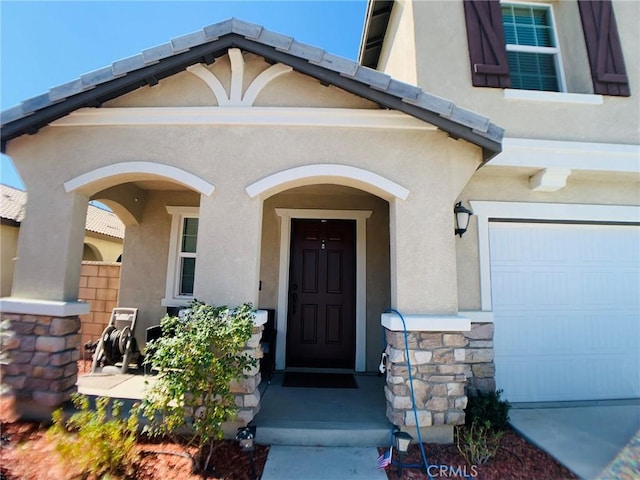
left=77, top=370, right=393, bottom=447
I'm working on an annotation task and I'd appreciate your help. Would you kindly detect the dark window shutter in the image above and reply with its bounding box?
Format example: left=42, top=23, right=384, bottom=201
left=578, top=0, right=630, bottom=96
left=463, top=0, right=511, bottom=88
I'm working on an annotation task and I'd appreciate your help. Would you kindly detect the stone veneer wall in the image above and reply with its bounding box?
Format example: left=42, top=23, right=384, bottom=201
left=464, top=322, right=495, bottom=396
left=384, top=330, right=469, bottom=429
left=0, top=313, right=80, bottom=418
left=77, top=261, right=121, bottom=351
left=231, top=323, right=264, bottom=424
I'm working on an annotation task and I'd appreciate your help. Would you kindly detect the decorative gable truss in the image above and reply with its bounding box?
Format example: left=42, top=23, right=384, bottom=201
left=1, top=18, right=503, bottom=161
left=463, top=0, right=630, bottom=96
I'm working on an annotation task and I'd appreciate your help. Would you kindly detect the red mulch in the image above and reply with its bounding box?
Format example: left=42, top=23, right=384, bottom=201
left=2, top=359, right=576, bottom=479
left=378, top=429, right=578, bottom=480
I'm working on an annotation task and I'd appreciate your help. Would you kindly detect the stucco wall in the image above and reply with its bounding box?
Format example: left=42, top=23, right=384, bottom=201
left=83, top=232, right=123, bottom=262
left=117, top=190, right=200, bottom=347
left=259, top=185, right=391, bottom=372
left=0, top=224, right=19, bottom=297
left=381, top=0, right=640, bottom=144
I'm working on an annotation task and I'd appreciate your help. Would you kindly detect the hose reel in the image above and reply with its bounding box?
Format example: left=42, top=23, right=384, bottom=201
left=91, top=308, right=140, bottom=374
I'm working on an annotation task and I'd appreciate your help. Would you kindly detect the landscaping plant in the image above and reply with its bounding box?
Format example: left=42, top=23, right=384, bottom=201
left=456, top=389, right=512, bottom=466
left=48, top=394, right=139, bottom=479
left=140, top=301, right=256, bottom=474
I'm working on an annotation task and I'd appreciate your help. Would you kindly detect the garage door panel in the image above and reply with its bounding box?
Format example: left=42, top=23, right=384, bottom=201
left=490, top=223, right=640, bottom=402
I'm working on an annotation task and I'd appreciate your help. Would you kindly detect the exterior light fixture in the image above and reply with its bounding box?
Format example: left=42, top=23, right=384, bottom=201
left=236, top=425, right=257, bottom=480
left=393, top=430, right=413, bottom=476
left=454, top=201, right=473, bottom=237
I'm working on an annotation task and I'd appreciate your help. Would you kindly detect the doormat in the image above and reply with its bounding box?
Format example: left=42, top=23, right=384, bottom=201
left=282, top=372, right=358, bottom=389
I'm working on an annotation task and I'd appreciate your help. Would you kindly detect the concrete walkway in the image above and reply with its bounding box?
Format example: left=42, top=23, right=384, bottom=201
left=509, top=401, right=640, bottom=480
left=261, top=446, right=387, bottom=480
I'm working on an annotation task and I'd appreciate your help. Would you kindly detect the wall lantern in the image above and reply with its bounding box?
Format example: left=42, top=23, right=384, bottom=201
left=236, top=425, right=257, bottom=480
left=454, top=201, right=473, bottom=237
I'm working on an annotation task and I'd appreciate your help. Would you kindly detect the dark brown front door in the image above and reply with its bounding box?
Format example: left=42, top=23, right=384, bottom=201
left=286, top=219, right=356, bottom=369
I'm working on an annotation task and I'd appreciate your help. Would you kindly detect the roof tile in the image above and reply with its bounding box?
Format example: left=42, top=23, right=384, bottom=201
left=170, top=30, right=207, bottom=52
left=353, top=66, right=391, bottom=90
left=49, top=79, right=91, bottom=102
left=81, top=66, right=120, bottom=88
left=20, top=93, right=55, bottom=115
left=202, top=18, right=234, bottom=40
left=256, top=29, right=294, bottom=50
left=112, top=53, right=147, bottom=76
left=283, top=40, right=324, bottom=63
left=230, top=18, right=263, bottom=38
left=385, top=79, right=421, bottom=101
left=403, top=92, right=454, bottom=118
left=1, top=105, right=26, bottom=125
left=141, top=43, right=175, bottom=63
left=312, top=52, right=359, bottom=76
left=449, top=105, right=491, bottom=133
left=0, top=185, right=27, bottom=223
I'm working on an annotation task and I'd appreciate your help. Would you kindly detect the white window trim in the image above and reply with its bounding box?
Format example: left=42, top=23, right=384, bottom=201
left=162, top=206, right=200, bottom=307
left=501, top=1, right=567, bottom=93
left=470, top=201, right=640, bottom=312
left=274, top=208, right=372, bottom=372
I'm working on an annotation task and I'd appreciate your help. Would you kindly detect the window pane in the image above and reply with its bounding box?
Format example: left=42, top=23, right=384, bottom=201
left=180, top=257, right=196, bottom=295
left=507, top=51, right=559, bottom=92
left=182, top=218, right=199, bottom=253
left=502, top=5, right=555, bottom=47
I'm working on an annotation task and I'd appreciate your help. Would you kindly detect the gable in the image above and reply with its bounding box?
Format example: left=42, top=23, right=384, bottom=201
left=105, top=51, right=378, bottom=110
left=1, top=18, right=503, bottom=160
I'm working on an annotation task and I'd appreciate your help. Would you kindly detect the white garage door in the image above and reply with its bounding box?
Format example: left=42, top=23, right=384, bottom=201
left=490, top=222, right=640, bottom=403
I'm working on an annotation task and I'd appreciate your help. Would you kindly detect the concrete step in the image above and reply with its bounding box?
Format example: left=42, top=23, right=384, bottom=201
left=254, top=422, right=392, bottom=447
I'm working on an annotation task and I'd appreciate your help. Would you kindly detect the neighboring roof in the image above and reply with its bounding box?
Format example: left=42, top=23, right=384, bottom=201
left=0, top=184, right=26, bottom=224
left=0, top=184, right=125, bottom=239
left=0, top=18, right=503, bottom=161
left=358, top=0, right=394, bottom=69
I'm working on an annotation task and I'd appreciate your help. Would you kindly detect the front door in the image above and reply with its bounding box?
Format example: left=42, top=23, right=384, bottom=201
left=286, top=219, right=356, bottom=369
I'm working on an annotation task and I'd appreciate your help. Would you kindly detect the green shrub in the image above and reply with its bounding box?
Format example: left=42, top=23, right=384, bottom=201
left=141, top=301, right=256, bottom=473
left=456, top=419, right=505, bottom=465
left=465, top=389, right=511, bottom=430
left=48, top=394, right=139, bottom=479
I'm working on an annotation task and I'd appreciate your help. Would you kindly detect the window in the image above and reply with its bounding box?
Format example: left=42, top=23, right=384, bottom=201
left=501, top=3, right=564, bottom=92
left=163, top=206, right=199, bottom=306
left=463, top=0, right=629, bottom=96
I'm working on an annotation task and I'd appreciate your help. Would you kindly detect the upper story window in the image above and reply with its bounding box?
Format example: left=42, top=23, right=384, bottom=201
left=463, top=0, right=630, bottom=97
left=501, top=3, right=564, bottom=92
left=163, top=206, right=199, bottom=306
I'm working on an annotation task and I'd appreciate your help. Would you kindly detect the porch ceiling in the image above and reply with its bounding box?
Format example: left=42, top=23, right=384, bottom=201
left=1, top=18, right=503, bottom=161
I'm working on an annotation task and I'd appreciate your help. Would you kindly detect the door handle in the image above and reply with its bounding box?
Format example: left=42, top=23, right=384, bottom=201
left=290, top=292, right=298, bottom=315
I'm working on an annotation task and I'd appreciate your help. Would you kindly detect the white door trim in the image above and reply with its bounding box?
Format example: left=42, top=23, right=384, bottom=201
left=470, top=201, right=640, bottom=311
left=274, top=208, right=372, bottom=372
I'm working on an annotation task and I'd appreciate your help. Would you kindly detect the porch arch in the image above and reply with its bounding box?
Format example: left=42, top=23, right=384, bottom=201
left=63, top=161, right=215, bottom=197
left=245, top=164, right=410, bottom=201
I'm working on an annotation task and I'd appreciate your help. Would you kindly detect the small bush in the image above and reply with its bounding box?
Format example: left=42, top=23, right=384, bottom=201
left=141, top=301, right=257, bottom=473
left=465, top=389, right=511, bottom=430
left=456, top=420, right=505, bottom=465
left=48, top=394, right=139, bottom=479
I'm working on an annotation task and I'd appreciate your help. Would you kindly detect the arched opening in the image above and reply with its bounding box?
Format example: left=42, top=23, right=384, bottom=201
left=82, top=243, right=102, bottom=261
left=257, top=184, right=391, bottom=373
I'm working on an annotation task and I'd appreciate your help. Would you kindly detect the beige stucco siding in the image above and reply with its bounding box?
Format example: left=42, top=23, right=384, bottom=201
left=0, top=224, right=19, bottom=297
left=117, top=190, right=200, bottom=345
left=381, top=0, right=640, bottom=144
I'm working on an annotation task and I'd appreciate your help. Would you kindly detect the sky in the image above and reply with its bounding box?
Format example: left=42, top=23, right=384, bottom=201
left=0, top=0, right=369, bottom=189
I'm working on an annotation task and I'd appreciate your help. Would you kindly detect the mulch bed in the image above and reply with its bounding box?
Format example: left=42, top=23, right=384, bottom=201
left=379, top=429, right=578, bottom=480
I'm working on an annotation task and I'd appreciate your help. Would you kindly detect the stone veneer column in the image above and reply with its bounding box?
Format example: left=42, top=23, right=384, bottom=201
left=231, top=323, right=264, bottom=424
left=464, top=322, right=495, bottom=395
left=1, top=312, right=81, bottom=420
left=382, top=313, right=471, bottom=443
